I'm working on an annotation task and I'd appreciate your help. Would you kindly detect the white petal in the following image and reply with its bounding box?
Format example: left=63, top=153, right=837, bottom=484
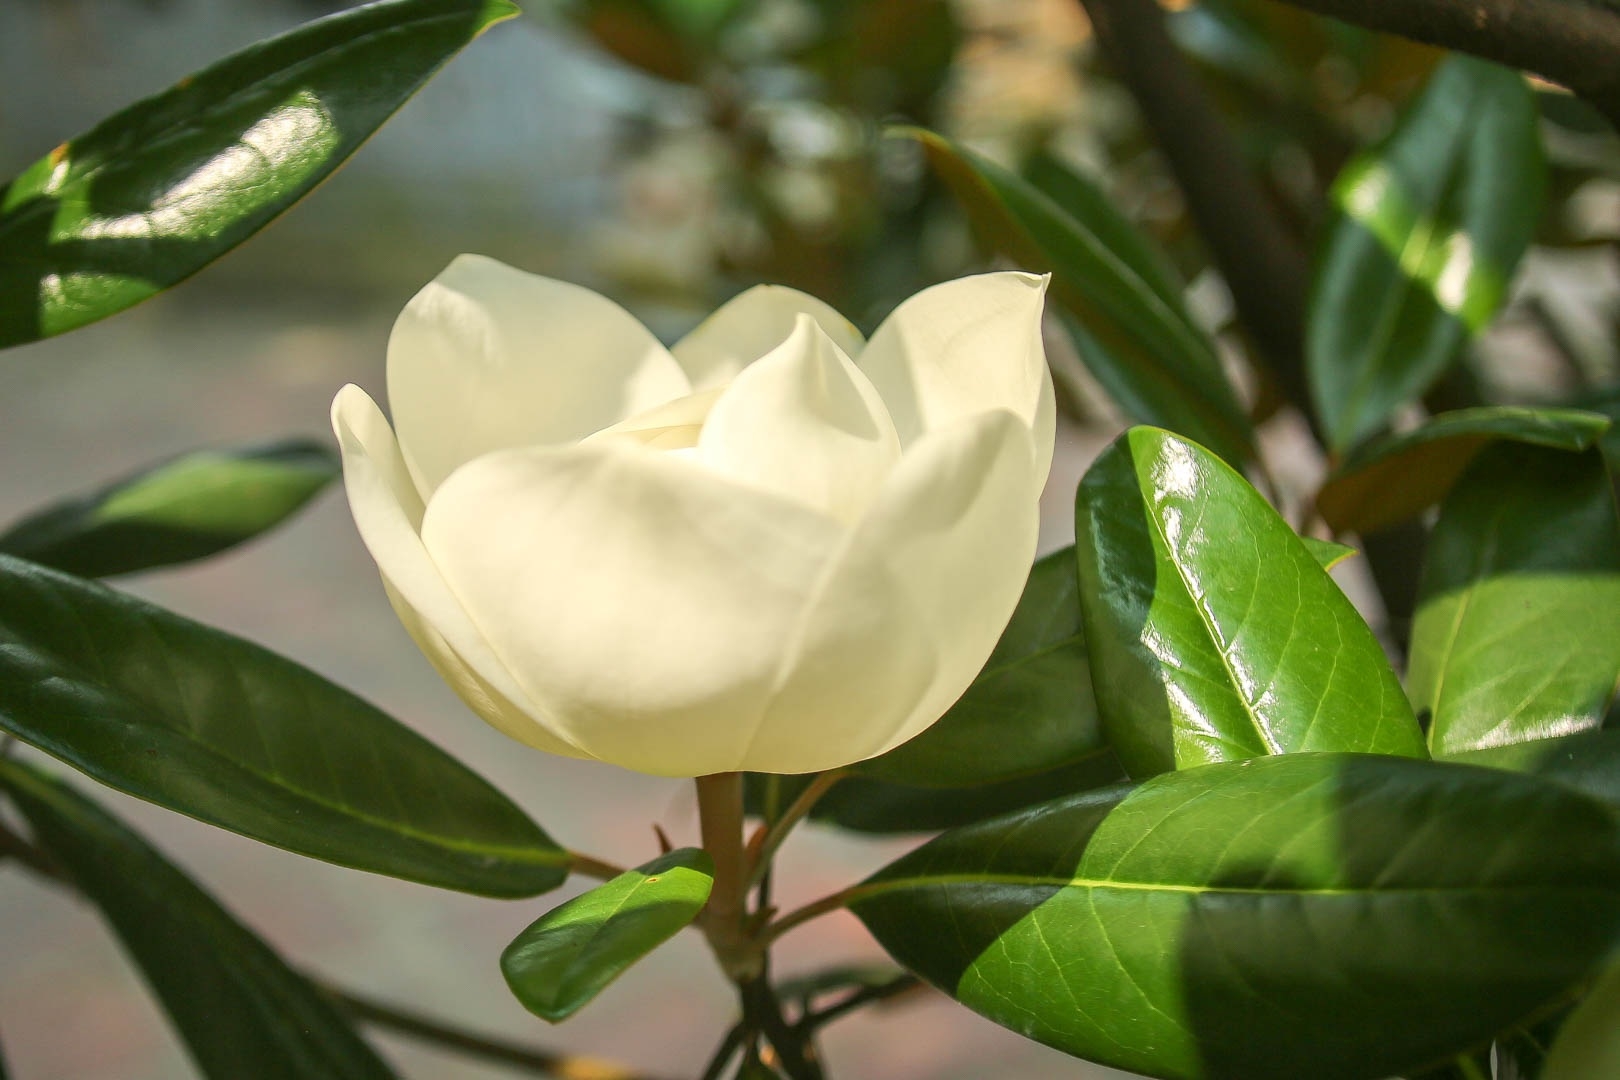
left=698, top=316, right=900, bottom=524
left=585, top=387, right=724, bottom=452
left=672, top=283, right=865, bottom=390
left=741, top=409, right=1043, bottom=773
left=858, top=272, right=1056, bottom=472
left=420, top=442, right=845, bottom=777
left=331, top=385, right=587, bottom=760
left=388, top=255, right=690, bottom=499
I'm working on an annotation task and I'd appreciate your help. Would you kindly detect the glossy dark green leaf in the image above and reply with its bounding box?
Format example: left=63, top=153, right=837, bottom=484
left=0, top=438, right=337, bottom=577
left=1074, top=426, right=1425, bottom=778
left=854, top=545, right=1102, bottom=787
left=904, top=128, right=1254, bottom=467
left=1316, top=407, right=1609, bottom=535
left=1308, top=56, right=1545, bottom=452
left=1545, top=961, right=1620, bottom=1080
left=1450, top=730, right=1620, bottom=813
left=0, top=760, right=394, bottom=1079
left=0, top=0, right=518, bottom=349
left=502, top=849, right=713, bottom=1022
left=0, top=554, right=567, bottom=897
left=849, top=753, right=1620, bottom=1080
left=1412, top=445, right=1620, bottom=756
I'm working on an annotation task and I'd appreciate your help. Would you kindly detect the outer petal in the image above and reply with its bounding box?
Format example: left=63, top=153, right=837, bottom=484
left=698, top=316, right=900, bottom=524
left=740, top=409, right=1043, bottom=774
left=331, top=385, right=587, bottom=760
left=419, top=442, right=846, bottom=777
left=388, top=254, right=690, bottom=499
left=672, top=283, right=865, bottom=390
left=858, top=272, right=1056, bottom=472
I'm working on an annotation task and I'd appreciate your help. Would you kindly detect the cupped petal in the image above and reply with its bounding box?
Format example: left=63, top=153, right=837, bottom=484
left=585, top=387, right=724, bottom=452
left=672, top=283, right=865, bottom=390
left=739, top=409, right=1043, bottom=773
left=698, top=316, right=901, bottom=524
left=331, top=385, right=587, bottom=760
left=388, top=254, right=690, bottom=499
left=419, top=441, right=846, bottom=777
left=858, top=272, right=1055, bottom=472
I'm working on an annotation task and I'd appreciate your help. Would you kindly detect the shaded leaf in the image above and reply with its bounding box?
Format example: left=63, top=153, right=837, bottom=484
left=1074, top=426, right=1424, bottom=778
left=502, top=849, right=713, bottom=1022
left=0, top=0, right=518, bottom=348
left=1450, top=729, right=1620, bottom=814
left=904, top=128, right=1254, bottom=466
left=854, top=545, right=1101, bottom=787
left=0, top=760, right=394, bottom=1080
left=0, top=554, right=566, bottom=897
left=1545, top=961, right=1620, bottom=1080
left=0, top=438, right=338, bottom=577
left=1316, top=406, right=1609, bottom=535
left=1308, top=56, right=1545, bottom=452
left=1412, top=445, right=1620, bottom=756
left=850, top=753, right=1620, bottom=1080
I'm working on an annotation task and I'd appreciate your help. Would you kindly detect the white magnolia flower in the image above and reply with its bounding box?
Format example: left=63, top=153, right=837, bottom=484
left=333, top=256, right=1053, bottom=777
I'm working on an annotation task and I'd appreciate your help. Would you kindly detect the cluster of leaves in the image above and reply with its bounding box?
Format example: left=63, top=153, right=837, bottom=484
left=1, top=2, right=1620, bottom=1080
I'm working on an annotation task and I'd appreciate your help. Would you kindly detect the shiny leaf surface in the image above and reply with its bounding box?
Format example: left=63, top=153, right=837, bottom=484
left=501, top=849, right=713, bottom=1022
left=1316, top=406, right=1609, bottom=535
left=0, top=0, right=518, bottom=348
left=0, top=554, right=567, bottom=897
left=0, top=438, right=337, bottom=577
left=1450, top=729, right=1620, bottom=812
left=0, top=760, right=394, bottom=1079
left=906, top=128, right=1254, bottom=466
left=850, top=753, right=1620, bottom=1080
left=855, top=545, right=1101, bottom=787
left=1308, top=57, right=1545, bottom=451
left=1412, top=445, right=1620, bottom=756
left=1074, top=426, right=1424, bottom=778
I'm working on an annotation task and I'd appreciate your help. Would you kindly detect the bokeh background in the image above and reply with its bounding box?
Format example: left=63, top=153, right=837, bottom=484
left=0, top=0, right=1615, bottom=1076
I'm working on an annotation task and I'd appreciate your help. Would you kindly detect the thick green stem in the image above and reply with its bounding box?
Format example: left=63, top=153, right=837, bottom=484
left=695, top=772, right=763, bottom=982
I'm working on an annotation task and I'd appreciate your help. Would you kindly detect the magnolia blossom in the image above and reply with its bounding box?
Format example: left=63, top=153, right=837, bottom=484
left=333, top=256, right=1054, bottom=776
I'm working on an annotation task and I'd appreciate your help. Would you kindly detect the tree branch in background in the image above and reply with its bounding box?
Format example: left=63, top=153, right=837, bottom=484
left=1075, top=0, right=1314, bottom=415
left=1264, top=0, right=1620, bottom=130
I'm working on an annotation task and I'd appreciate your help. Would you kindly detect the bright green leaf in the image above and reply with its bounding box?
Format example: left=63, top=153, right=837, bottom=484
left=1316, top=406, right=1609, bottom=535
left=1545, top=960, right=1620, bottom=1080
left=0, top=760, right=394, bottom=1079
left=501, top=849, right=714, bottom=1022
left=1412, top=445, right=1620, bottom=756
left=1308, top=56, right=1545, bottom=451
left=0, top=0, right=518, bottom=348
left=0, top=553, right=567, bottom=897
left=1301, top=535, right=1358, bottom=570
left=1074, top=426, right=1425, bottom=778
left=849, top=753, right=1620, bottom=1080
left=903, top=128, right=1254, bottom=467
left=854, top=545, right=1103, bottom=787
left=0, top=438, right=337, bottom=577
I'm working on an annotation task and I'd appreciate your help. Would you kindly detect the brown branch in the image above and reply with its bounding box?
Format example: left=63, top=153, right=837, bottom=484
left=1263, top=0, right=1620, bottom=129
left=1077, top=0, right=1313, bottom=413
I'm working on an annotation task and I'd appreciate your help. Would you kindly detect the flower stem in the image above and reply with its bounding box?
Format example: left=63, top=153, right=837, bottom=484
left=695, top=772, right=762, bottom=981
left=745, top=770, right=846, bottom=890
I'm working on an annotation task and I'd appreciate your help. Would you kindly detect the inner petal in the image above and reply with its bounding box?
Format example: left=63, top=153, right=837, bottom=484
left=672, top=283, right=865, bottom=390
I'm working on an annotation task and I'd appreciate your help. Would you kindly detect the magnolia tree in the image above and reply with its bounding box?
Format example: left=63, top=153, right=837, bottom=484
left=3, top=1, right=1620, bottom=1079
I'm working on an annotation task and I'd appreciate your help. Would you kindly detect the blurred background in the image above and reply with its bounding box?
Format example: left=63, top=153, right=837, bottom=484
left=0, top=0, right=1616, bottom=1076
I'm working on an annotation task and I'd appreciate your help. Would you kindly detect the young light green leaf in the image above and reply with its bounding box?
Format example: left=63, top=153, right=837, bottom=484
left=0, top=553, right=567, bottom=897
left=849, top=753, right=1620, bottom=1080
left=0, top=438, right=337, bottom=577
left=1308, top=57, right=1546, bottom=452
left=854, top=545, right=1102, bottom=787
left=0, top=0, right=519, bottom=349
left=903, top=128, right=1254, bottom=467
left=1300, top=536, right=1358, bottom=570
left=1316, top=406, right=1609, bottom=535
left=1413, top=445, right=1620, bottom=756
left=1074, top=426, right=1425, bottom=778
left=0, top=760, right=394, bottom=1080
left=1544, top=960, right=1620, bottom=1080
left=501, top=849, right=714, bottom=1022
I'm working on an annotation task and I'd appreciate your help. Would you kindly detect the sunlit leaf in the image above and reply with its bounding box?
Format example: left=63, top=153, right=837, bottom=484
left=0, top=554, right=567, bottom=897
left=0, top=438, right=337, bottom=577
left=1074, top=426, right=1424, bottom=778
left=0, top=0, right=518, bottom=348
left=1308, top=56, right=1545, bottom=452
left=850, top=753, right=1620, bottom=1080
left=0, top=760, right=394, bottom=1079
left=1412, top=445, right=1620, bottom=756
